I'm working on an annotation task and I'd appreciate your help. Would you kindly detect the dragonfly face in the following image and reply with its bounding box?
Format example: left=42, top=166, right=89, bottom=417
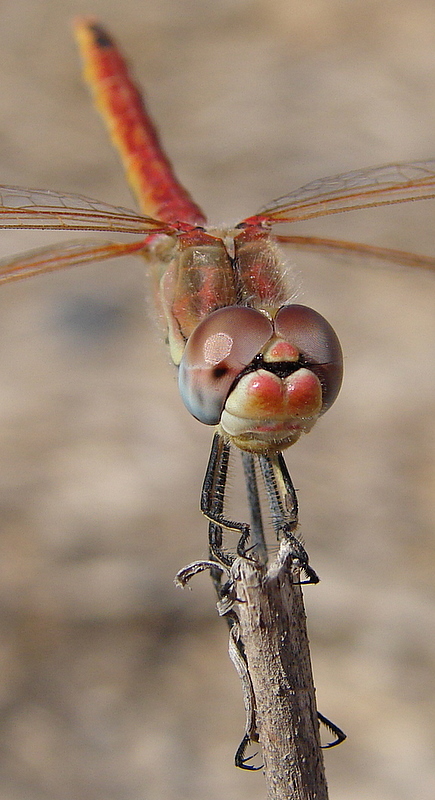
left=178, top=294, right=343, bottom=455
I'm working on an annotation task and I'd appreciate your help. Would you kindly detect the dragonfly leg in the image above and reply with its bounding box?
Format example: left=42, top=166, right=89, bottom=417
left=227, top=612, right=262, bottom=770
left=258, top=453, right=319, bottom=584
left=241, top=452, right=268, bottom=566
left=176, top=564, right=261, bottom=765
left=201, top=432, right=251, bottom=567
left=317, top=711, right=346, bottom=748
left=234, top=734, right=262, bottom=770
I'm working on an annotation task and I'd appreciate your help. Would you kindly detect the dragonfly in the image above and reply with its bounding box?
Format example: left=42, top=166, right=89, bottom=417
left=0, top=17, right=433, bottom=565
left=0, top=17, right=435, bottom=763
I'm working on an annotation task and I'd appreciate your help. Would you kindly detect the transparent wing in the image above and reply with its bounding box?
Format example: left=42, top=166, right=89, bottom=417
left=245, top=161, right=435, bottom=224
left=0, top=239, right=148, bottom=284
left=276, top=234, right=435, bottom=272
left=0, top=185, right=176, bottom=234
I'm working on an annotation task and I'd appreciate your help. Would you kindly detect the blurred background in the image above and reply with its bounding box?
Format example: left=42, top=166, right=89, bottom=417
left=0, top=1, right=433, bottom=798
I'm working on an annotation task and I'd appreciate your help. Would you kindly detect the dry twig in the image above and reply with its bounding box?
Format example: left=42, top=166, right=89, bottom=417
left=176, top=538, right=335, bottom=799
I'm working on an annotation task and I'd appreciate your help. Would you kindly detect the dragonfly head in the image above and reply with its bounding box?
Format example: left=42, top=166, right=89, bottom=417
left=178, top=304, right=343, bottom=454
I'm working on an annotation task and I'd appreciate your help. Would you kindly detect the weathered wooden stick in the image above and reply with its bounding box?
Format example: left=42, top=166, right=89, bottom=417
left=176, top=541, right=329, bottom=799
left=231, top=542, right=328, bottom=800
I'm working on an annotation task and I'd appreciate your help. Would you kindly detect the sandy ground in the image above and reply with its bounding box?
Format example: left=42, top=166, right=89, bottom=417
left=0, top=1, right=433, bottom=798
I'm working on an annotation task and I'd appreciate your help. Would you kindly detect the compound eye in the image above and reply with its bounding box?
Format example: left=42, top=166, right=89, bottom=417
left=274, top=304, right=343, bottom=411
left=179, top=306, right=273, bottom=424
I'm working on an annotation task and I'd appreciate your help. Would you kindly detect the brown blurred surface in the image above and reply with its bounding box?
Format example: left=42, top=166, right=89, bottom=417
left=0, top=1, right=433, bottom=798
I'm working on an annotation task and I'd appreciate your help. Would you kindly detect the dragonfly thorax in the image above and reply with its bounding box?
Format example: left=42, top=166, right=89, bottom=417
left=157, top=224, right=290, bottom=368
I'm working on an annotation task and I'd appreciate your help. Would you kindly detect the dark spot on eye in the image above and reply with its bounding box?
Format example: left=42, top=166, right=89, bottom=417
left=213, top=365, right=228, bottom=379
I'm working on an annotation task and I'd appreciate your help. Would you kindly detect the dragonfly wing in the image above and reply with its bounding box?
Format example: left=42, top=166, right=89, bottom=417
left=0, top=239, right=148, bottom=284
left=246, top=160, right=435, bottom=224
left=276, top=234, right=435, bottom=272
left=0, top=185, right=176, bottom=234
